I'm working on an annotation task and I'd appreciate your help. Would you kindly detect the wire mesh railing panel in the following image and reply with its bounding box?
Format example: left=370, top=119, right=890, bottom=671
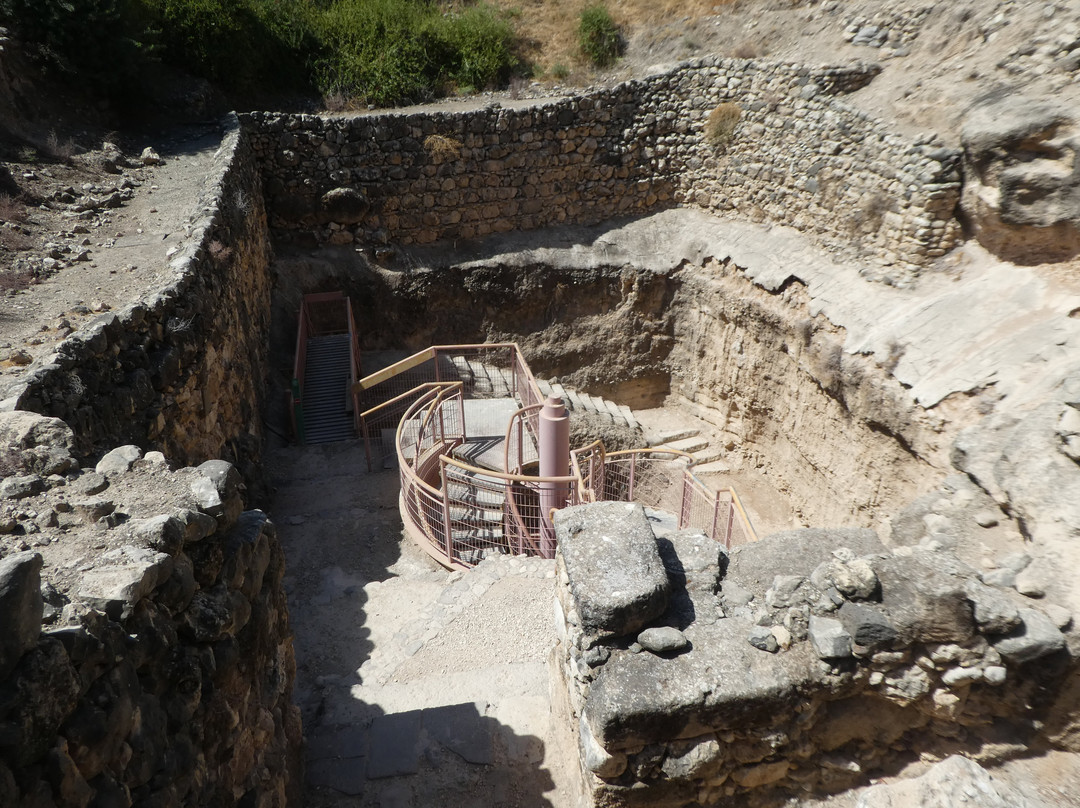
left=433, top=345, right=519, bottom=401
left=600, top=451, right=691, bottom=516
left=570, top=442, right=605, bottom=504
left=505, top=405, right=542, bottom=474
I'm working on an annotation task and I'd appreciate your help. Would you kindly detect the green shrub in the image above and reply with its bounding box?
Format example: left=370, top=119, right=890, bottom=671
left=578, top=4, right=621, bottom=68
left=438, top=3, right=517, bottom=91
left=1, top=0, right=519, bottom=109
left=0, top=0, right=159, bottom=104
left=705, top=102, right=741, bottom=146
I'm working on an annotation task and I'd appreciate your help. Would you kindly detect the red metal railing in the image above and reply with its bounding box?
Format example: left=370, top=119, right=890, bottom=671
left=356, top=341, right=757, bottom=568
left=504, top=403, right=542, bottom=475
left=601, top=449, right=757, bottom=549
left=290, top=291, right=361, bottom=443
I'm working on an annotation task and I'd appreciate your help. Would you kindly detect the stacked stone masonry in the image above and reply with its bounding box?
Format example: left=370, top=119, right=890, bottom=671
left=0, top=427, right=300, bottom=808
left=0, top=116, right=273, bottom=483
left=554, top=503, right=1072, bottom=807
left=244, top=56, right=961, bottom=279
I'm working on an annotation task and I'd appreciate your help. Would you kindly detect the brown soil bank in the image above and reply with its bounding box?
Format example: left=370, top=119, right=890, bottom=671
left=272, top=209, right=968, bottom=534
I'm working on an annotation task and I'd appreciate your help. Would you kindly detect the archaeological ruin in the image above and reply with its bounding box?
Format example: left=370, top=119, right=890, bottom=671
left=1, top=52, right=1079, bottom=807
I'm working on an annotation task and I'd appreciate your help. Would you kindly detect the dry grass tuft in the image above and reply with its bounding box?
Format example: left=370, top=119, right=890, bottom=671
left=705, top=102, right=742, bottom=146
left=0, top=194, right=27, bottom=224
left=484, top=0, right=734, bottom=74
left=424, top=134, right=464, bottom=162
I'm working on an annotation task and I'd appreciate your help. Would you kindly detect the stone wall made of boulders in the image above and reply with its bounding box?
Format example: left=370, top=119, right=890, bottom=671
left=0, top=115, right=273, bottom=485
left=243, top=57, right=960, bottom=280
left=553, top=502, right=1074, bottom=807
left=0, top=416, right=300, bottom=808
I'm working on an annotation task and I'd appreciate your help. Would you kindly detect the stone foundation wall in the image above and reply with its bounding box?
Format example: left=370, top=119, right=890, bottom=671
left=554, top=502, right=1074, bottom=807
left=0, top=426, right=300, bottom=808
left=0, top=116, right=273, bottom=483
left=243, top=57, right=960, bottom=277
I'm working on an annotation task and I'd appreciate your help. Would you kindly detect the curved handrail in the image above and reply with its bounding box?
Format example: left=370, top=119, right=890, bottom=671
left=503, top=403, right=543, bottom=474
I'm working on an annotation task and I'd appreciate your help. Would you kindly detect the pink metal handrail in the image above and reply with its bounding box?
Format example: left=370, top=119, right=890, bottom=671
left=503, top=403, right=543, bottom=474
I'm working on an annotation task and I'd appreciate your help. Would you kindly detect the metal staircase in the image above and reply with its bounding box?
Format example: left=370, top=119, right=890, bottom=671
left=302, top=334, right=354, bottom=444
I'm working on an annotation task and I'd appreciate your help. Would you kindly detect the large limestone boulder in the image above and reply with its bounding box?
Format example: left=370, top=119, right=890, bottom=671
left=0, top=411, right=76, bottom=476
left=961, top=94, right=1080, bottom=264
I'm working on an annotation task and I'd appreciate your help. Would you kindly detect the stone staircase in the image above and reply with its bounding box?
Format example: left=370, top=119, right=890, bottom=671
left=443, top=463, right=509, bottom=565
left=536, top=379, right=640, bottom=432
left=633, top=407, right=727, bottom=471
left=302, top=334, right=355, bottom=444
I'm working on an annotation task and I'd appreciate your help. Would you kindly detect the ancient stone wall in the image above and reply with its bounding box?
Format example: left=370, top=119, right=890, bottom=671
left=553, top=502, right=1073, bottom=807
left=0, top=424, right=301, bottom=808
left=243, top=57, right=960, bottom=277
left=0, top=116, right=274, bottom=484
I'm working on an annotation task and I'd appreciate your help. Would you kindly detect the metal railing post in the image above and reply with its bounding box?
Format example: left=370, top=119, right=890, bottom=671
left=710, top=491, right=722, bottom=542
left=440, top=459, right=454, bottom=562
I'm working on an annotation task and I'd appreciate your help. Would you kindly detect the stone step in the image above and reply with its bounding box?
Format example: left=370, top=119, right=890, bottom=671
left=691, top=459, right=732, bottom=475
left=658, top=435, right=709, bottom=454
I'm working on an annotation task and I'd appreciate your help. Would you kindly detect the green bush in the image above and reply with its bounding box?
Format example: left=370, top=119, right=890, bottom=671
left=0, top=0, right=159, bottom=104
left=1, top=0, right=520, bottom=109
left=315, top=0, right=517, bottom=106
left=578, top=4, right=621, bottom=68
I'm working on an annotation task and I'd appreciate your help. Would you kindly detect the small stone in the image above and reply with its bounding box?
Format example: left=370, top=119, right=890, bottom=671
left=771, top=625, right=793, bottom=650
left=70, top=472, right=108, bottom=496
left=748, top=625, right=779, bottom=653
left=1014, top=565, right=1047, bottom=598
left=8, top=349, right=32, bottom=366
left=992, top=608, right=1066, bottom=663
left=140, top=147, right=164, bottom=166
left=583, top=645, right=611, bottom=667
left=808, top=615, right=852, bottom=659
left=1042, top=603, right=1073, bottom=630
left=637, top=626, right=690, bottom=655
left=71, top=497, right=115, bottom=524
left=95, top=445, right=142, bottom=476
left=973, top=510, right=999, bottom=528
left=0, top=474, right=45, bottom=500
left=983, top=665, right=1007, bottom=685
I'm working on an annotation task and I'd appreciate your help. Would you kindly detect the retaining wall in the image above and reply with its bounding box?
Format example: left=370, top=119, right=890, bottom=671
left=0, top=116, right=274, bottom=483
left=0, top=441, right=300, bottom=808
left=244, top=57, right=961, bottom=281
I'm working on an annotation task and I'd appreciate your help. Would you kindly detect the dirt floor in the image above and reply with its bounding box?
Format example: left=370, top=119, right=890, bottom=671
left=265, top=436, right=584, bottom=808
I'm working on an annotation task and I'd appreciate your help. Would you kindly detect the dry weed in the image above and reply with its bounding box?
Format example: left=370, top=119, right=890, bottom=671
left=485, top=0, right=733, bottom=72
left=0, top=194, right=27, bottom=223
left=424, top=134, right=463, bottom=162
left=705, top=102, right=741, bottom=146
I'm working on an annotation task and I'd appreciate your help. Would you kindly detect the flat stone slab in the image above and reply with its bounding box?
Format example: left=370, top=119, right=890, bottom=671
left=423, top=702, right=493, bottom=765
left=307, top=757, right=367, bottom=796
left=582, top=618, right=815, bottom=751
left=555, top=502, right=669, bottom=638
left=366, top=711, right=422, bottom=779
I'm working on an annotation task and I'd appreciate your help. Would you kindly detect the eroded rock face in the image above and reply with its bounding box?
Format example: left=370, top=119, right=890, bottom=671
left=556, top=512, right=1075, bottom=807
left=961, top=94, right=1080, bottom=263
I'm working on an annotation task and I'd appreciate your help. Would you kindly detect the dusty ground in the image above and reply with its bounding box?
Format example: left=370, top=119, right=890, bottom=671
left=265, top=436, right=583, bottom=807
left=0, top=124, right=225, bottom=383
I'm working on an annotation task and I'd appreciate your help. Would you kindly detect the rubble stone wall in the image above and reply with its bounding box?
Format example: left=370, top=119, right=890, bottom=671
left=244, top=57, right=961, bottom=279
left=0, top=115, right=273, bottom=483
left=0, top=431, right=301, bottom=808
left=553, top=502, right=1074, bottom=807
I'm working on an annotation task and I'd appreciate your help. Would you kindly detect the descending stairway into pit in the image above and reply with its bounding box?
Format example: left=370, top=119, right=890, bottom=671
left=301, top=333, right=355, bottom=444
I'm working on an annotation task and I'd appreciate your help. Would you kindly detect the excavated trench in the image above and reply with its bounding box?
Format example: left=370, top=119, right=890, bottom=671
left=269, top=226, right=955, bottom=536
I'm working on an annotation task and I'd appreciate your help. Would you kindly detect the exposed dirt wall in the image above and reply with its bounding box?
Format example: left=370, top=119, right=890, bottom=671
left=668, top=259, right=951, bottom=528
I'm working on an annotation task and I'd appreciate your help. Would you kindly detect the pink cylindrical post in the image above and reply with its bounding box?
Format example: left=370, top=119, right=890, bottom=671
left=538, top=395, right=570, bottom=557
